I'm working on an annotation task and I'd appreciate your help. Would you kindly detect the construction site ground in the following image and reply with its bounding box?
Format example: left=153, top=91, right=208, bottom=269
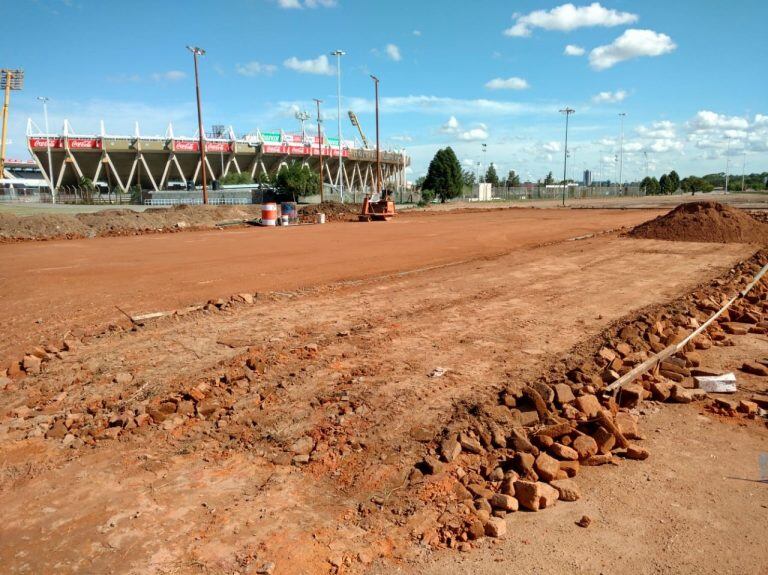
left=1, top=204, right=767, bottom=574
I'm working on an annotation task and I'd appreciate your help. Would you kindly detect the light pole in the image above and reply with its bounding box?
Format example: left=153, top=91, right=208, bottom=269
left=187, top=45, right=208, bottom=204
left=481, top=143, right=487, bottom=180
left=37, top=96, right=55, bottom=203
left=370, top=75, right=381, bottom=197
left=330, top=49, right=345, bottom=203
left=618, top=112, right=626, bottom=189
left=313, top=98, right=324, bottom=202
left=559, top=107, right=575, bottom=207
left=724, top=136, right=731, bottom=193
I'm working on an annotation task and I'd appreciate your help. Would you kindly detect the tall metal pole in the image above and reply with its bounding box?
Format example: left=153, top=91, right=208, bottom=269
left=313, top=98, right=324, bottom=203
left=724, top=136, right=731, bottom=193
left=188, top=46, right=208, bottom=204
left=741, top=150, right=746, bottom=192
left=559, top=107, right=575, bottom=207
left=371, top=75, right=381, bottom=195
left=618, top=112, right=626, bottom=188
left=37, top=97, right=56, bottom=203
left=0, top=71, right=12, bottom=179
left=331, top=50, right=345, bottom=203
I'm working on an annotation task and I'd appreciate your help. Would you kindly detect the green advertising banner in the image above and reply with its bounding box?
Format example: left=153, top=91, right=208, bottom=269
left=261, top=131, right=281, bottom=143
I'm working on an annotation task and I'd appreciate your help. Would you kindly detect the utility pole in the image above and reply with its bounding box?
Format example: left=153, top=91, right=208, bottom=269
left=187, top=46, right=208, bottom=204
left=370, top=75, right=381, bottom=195
left=618, top=112, right=626, bottom=189
left=740, top=150, right=746, bottom=192
left=559, top=107, right=575, bottom=207
left=313, top=98, right=324, bottom=202
left=37, top=96, right=55, bottom=203
left=0, top=69, right=24, bottom=179
left=330, top=49, right=345, bottom=203
left=481, top=143, right=487, bottom=180
left=724, top=136, right=731, bottom=193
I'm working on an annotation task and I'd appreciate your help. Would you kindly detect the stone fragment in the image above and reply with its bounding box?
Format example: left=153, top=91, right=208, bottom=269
left=467, top=520, right=485, bottom=540
left=458, top=433, right=483, bottom=454
left=538, top=483, right=559, bottom=508
left=651, top=381, right=674, bottom=402
left=615, top=412, right=640, bottom=439
left=618, top=383, right=644, bottom=409
left=514, top=451, right=536, bottom=476
left=584, top=453, right=613, bottom=466
left=558, top=460, right=580, bottom=478
left=490, top=493, right=518, bottom=512
left=575, top=394, right=601, bottom=418
left=741, top=361, right=768, bottom=377
left=22, top=355, right=42, bottom=375
left=513, top=480, right=543, bottom=511
left=549, top=443, right=579, bottom=461
left=671, top=385, right=692, bottom=403
left=625, top=445, right=649, bottom=460
left=291, top=436, right=315, bottom=455
left=553, top=383, right=575, bottom=404
left=549, top=478, right=581, bottom=501
left=484, top=516, right=507, bottom=538
left=113, top=372, right=133, bottom=385
left=576, top=515, right=592, bottom=528
left=591, top=426, right=616, bottom=455
left=572, top=435, right=598, bottom=460
left=422, top=456, right=444, bottom=475
left=534, top=453, right=560, bottom=482
left=738, top=400, right=758, bottom=415
left=440, top=438, right=462, bottom=462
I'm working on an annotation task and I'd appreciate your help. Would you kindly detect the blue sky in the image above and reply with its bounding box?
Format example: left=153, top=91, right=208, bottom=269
left=3, top=0, right=767, bottom=182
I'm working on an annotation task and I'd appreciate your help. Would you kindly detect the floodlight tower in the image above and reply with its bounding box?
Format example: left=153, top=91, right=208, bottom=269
left=187, top=46, right=208, bottom=204
left=0, top=69, right=24, bottom=179
left=313, top=98, right=324, bottom=202
left=295, top=109, right=311, bottom=140
left=330, top=49, right=346, bottom=202
left=559, top=107, right=575, bottom=206
left=37, top=96, right=55, bottom=202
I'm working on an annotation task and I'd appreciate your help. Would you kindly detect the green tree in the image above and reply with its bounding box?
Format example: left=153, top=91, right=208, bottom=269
left=484, top=163, right=500, bottom=187
left=414, top=176, right=427, bottom=190
left=544, top=171, right=555, bottom=185
left=680, top=176, right=714, bottom=194
left=640, top=176, right=660, bottom=195
left=275, top=163, right=320, bottom=201
left=221, top=171, right=254, bottom=185
left=79, top=176, right=96, bottom=204
left=505, top=170, right=520, bottom=187
left=462, top=169, right=476, bottom=188
left=659, top=173, right=673, bottom=195
left=423, top=147, right=463, bottom=203
left=668, top=170, right=680, bottom=193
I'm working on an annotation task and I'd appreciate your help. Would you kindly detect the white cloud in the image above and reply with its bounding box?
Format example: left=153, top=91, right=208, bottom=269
left=413, top=30, right=421, bottom=37
left=151, top=70, right=186, bottom=82
left=505, top=2, right=638, bottom=37
left=441, top=115, right=460, bottom=133
left=687, top=110, right=749, bottom=132
left=277, top=0, right=335, bottom=8
left=385, top=44, right=402, bottom=62
left=485, top=77, right=530, bottom=90
left=543, top=141, right=561, bottom=152
left=283, top=54, right=334, bottom=75
left=390, top=134, right=413, bottom=142
left=591, top=90, right=627, bottom=104
left=564, top=44, right=585, bottom=56
left=235, top=61, right=277, bottom=76
left=334, top=95, right=557, bottom=116
left=458, top=126, right=489, bottom=141
left=589, top=29, right=676, bottom=70
left=636, top=120, right=676, bottom=139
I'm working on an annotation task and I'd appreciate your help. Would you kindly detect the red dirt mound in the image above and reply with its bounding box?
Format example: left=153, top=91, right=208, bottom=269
left=629, top=201, right=768, bottom=244
left=298, top=201, right=361, bottom=223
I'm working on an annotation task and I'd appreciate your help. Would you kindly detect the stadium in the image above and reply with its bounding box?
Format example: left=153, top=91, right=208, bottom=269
left=24, top=120, right=410, bottom=203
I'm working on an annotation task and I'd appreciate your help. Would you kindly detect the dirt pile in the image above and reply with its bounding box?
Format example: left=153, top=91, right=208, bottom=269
left=298, top=201, right=361, bottom=223
left=0, top=204, right=264, bottom=242
left=398, top=251, right=768, bottom=549
left=629, top=201, right=768, bottom=243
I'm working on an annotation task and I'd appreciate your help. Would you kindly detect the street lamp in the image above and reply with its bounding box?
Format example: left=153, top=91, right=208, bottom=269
left=559, top=107, right=575, bottom=207
left=37, top=96, right=55, bottom=203
left=618, top=112, right=626, bottom=189
left=330, top=49, right=345, bottom=203
left=481, top=143, right=487, bottom=179
left=187, top=45, right=208, bottom=204
left=313, top=98, right=324, bottom=202
left=370, top=74, right=381, bottom=196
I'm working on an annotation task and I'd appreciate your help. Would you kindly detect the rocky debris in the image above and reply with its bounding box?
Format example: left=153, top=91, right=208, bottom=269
left=576, top=515, right=592, bottom=528
left=741, top=361, right=768, bottom=377
left=411, top=249, right=768, bottom=549
left=484, top=516, right=507, bottom=538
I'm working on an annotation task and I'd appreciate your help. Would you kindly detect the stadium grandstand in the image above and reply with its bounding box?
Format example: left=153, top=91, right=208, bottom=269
left=25, top=120, right=409, bottom=203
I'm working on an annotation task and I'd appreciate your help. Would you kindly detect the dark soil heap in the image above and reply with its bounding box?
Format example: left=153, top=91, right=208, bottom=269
left=298, top=201, right=361, bottom=223
left=629, top=201, right=768, bottom=244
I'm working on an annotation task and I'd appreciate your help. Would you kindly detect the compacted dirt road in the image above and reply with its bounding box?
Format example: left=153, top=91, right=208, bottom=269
left=1, top=211, right=763, bottom=574
left=0, top=208, right=661, bottom=365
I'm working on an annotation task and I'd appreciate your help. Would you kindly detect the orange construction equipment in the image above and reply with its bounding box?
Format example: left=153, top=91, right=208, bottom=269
left=359, top=74, right=396, bottom=222
left=359, top=189, right=396, bottom=221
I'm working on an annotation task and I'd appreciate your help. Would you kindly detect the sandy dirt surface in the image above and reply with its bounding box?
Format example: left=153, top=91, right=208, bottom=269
left=0, top=208, right=663, bottom=366
left=0, top=222, right=762, bottom=574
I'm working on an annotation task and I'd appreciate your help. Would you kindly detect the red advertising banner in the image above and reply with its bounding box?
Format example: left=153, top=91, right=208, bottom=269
left=262, top=143, right=348, bottom=157
left=28, top=137, right=64, bottom=149
left=173, top=140, right=232, bottom=153
left=68, top=138, right=102, bottom=149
